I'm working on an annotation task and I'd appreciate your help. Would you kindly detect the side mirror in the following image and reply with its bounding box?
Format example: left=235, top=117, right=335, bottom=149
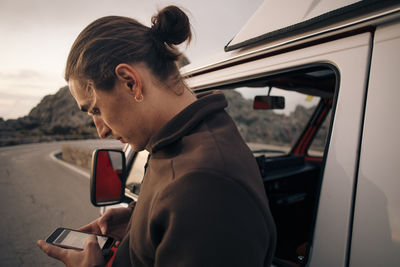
left=90, top=149, right=127, bottom=207
left=253, top=95, right=285, bottom=110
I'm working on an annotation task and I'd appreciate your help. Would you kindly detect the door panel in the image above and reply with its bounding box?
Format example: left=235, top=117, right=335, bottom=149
left=350, top=21, right=400, bottom=267
left=308, top=32, right=372, bottom=267
left=187, top=32, right=372, bottom=267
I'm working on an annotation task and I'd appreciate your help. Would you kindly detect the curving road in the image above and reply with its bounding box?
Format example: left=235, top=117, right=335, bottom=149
left=0, top=140, right=123, bottom=266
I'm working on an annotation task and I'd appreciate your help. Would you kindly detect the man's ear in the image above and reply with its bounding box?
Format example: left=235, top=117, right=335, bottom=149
left=115, top=63, right=142, bottom=96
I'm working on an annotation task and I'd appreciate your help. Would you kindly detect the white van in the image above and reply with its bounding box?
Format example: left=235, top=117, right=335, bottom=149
left=91, top=1, right=400, bottom=266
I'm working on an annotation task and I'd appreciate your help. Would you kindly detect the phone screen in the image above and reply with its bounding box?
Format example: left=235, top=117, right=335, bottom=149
left=52, top=229, right=108, bottom=250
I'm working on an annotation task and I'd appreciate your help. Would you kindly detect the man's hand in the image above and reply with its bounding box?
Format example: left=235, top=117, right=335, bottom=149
left=78, top=207, right=132, bottom=241
left=37, top=235, right=106, bottom=267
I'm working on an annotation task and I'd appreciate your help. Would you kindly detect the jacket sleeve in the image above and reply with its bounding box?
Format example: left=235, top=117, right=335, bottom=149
left=148, top=170, right=274, bottom=267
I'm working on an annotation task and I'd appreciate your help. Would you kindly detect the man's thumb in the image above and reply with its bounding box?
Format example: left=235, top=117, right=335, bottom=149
left=85, top=235, right=100, bottom=250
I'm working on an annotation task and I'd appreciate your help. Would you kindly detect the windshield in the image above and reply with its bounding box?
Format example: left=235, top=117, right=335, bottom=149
left=223, top=87, right=321, bottom=157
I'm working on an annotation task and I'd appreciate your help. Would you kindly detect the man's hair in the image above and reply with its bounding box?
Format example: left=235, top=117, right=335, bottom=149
left=65, top=5, right=192, bottom=91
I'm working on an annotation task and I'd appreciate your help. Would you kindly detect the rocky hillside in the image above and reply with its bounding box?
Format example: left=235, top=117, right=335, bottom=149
left=0, top=86, right=97, bottom=146
left=0, top=86, right=328, bottom=149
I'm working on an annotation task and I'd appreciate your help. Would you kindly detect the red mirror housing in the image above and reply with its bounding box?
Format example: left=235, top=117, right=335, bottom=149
left=90, top=149, right=127, bottom=206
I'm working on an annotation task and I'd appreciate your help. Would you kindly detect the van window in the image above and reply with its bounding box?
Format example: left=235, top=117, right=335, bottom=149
left=225, top=87, right=321, bottom=157
left=212, top=65, right=337, bottom=266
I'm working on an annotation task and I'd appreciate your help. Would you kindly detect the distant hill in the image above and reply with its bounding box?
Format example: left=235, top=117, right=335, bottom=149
left=0, top=86, right=328, bottom=149
left=0, top=86, right=97, bottom=146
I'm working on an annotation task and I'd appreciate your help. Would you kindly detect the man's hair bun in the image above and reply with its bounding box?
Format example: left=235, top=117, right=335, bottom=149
left=151, top=6, right=192, bottom=45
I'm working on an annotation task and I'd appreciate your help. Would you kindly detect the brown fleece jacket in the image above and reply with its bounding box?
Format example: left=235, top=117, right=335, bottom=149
left=112, top=90, right=276, bottom=267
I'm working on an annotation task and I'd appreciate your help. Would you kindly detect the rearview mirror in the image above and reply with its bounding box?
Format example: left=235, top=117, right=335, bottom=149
left=90, top=149, right=127, bottom=207
left=253, top=95, right=285, bottom=110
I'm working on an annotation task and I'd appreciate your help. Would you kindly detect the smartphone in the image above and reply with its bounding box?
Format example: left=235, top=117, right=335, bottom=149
left=46, top=227, right=114, bottom=253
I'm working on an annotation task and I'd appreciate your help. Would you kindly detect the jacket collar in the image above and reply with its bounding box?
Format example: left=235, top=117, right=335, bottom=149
left=148, top=90, right=227, bottom=153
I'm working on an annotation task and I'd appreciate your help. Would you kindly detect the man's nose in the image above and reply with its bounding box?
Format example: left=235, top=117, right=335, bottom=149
left=93, top=116, right=111, bottom=139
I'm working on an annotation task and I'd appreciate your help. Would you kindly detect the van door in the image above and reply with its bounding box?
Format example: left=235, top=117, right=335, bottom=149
left=307, top=33, right=373, bottom=267
left=349, top=21, right=400, bottom=266
left=186, top=31, right=373, bottom=267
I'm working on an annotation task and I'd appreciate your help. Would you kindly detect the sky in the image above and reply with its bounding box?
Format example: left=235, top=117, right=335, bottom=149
left=0, top=0, right=263, bottom=120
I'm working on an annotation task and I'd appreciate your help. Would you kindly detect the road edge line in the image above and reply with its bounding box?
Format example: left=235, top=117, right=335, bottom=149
left=49, top=150, right=90, bottom=179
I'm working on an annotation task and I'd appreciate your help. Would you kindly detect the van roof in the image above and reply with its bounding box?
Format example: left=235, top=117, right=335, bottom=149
left=225, top=0, right=398, bottom=52
left=181, top=0, right=400, bottom=77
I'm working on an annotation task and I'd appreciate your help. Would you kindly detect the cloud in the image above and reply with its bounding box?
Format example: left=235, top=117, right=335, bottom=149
left=0, top=93, right=42, bottom=119
left=0, top=69, right=45, bottom=80
left=0, top=69, right=66, bottom=119
left=0, top=70, right=63, bottom=86
left=0, top=91, right=43, bottom=100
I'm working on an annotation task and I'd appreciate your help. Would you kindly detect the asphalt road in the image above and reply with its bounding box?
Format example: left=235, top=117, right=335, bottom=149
left=0, top=140, right=123, bottom=267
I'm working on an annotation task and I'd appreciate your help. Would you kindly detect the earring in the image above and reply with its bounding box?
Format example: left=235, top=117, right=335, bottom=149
left=135, top=95, right=144, bottom=103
